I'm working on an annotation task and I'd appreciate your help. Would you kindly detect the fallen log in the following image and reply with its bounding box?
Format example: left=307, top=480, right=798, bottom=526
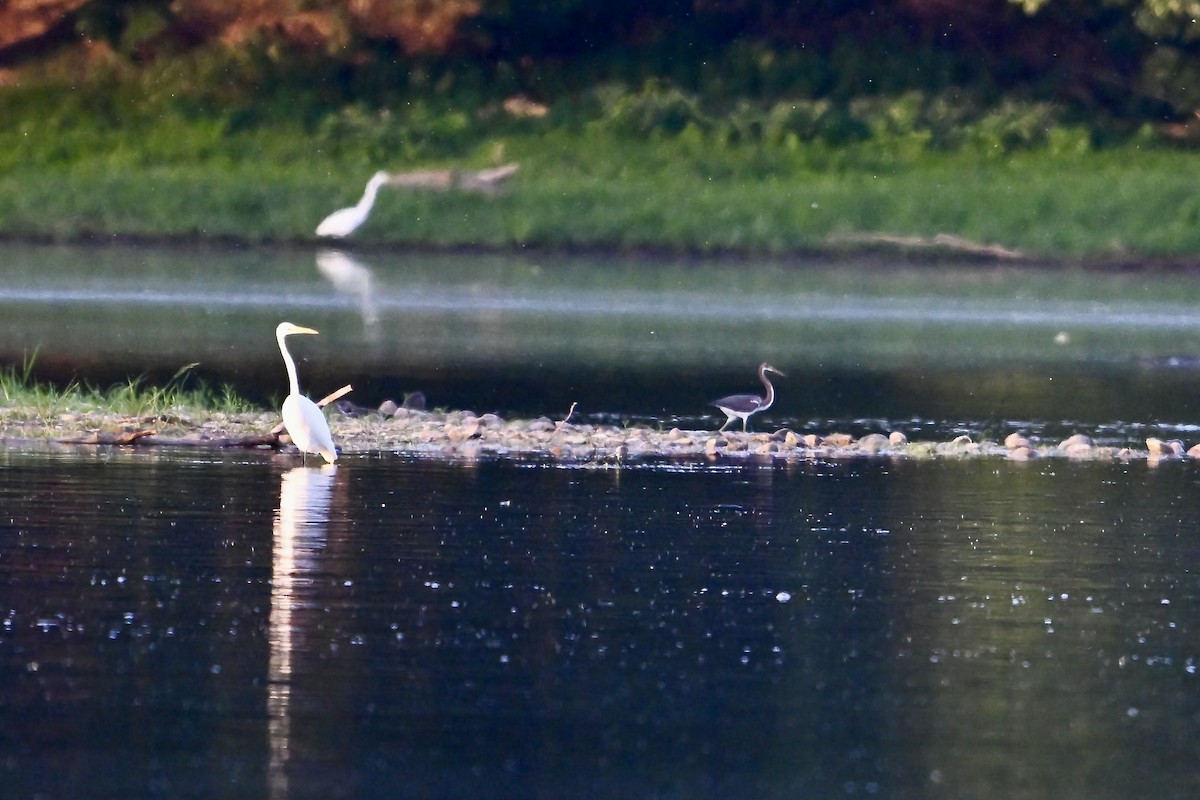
left=59, top=429, right=160, bottom=446
left=57, top=428, right=285, bottom=450
left=385, top=163, right=519, bottom=195
left=149, top=434, right=283, bottom=450
left=826, top=231, right=1024, bottom=260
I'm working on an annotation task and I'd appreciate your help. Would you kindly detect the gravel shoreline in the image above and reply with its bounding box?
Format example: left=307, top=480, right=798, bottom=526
left=1, top=406, right=1194, bottom=465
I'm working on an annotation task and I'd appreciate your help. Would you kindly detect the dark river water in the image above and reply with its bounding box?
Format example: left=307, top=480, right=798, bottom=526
left=2, top=448, right=1199, bottom=800
left=3, top=243, right=1200, bottom=798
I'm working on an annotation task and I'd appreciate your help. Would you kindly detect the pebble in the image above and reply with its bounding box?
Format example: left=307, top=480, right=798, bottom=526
left=857, top=433, right=890, bottom=453
left=1004, top=432, right=1032, bottom=450
left=1008, top=445, right=1038, bottom=461
left=447, top=419, right=481, bottom=441
left=1058, top=433, right=1093, bottom=458
left=937, top=435, right=979, bottom=455
left=1147, top=438, right=1186, bottom=457
left=1060, top=433, right=1092, bottom=449
left=1062, top=440, right=1094, bottom=459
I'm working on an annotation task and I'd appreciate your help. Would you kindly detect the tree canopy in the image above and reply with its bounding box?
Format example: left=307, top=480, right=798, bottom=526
left=2, top=0, right=1199, bottom=126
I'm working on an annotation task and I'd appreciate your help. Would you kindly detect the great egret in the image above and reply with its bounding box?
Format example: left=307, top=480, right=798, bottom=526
left=711, top=362, right=786, bottom=432
left=315, top=171, right=390, bottom=238
left=276, top=322, right=337, bottom=462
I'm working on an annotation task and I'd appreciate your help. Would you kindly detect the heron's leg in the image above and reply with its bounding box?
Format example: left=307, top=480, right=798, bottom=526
left=718, top=414, right=732, bottom=432
left=742, top=416, right=749, bottom=432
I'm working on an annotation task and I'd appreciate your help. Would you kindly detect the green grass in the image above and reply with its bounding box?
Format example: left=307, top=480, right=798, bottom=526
left=0, top=77, right=1197, bottom=259
left=0, top=359, right=255, bottom=425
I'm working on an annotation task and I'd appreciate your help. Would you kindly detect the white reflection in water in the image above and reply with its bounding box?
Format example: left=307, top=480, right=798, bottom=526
left=316, top=249, right=379, bottom=328
left=269, top=464, right=337, bottom=799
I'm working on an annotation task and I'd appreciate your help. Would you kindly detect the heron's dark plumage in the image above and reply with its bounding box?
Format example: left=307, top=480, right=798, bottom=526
left=712, top=393, right=767, bottom=414
left=711, top=362, right=785, bottom=432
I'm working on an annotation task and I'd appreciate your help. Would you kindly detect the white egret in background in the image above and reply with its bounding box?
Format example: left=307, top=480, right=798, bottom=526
left=711, top=362, right=786, bottom=432
left=315, top=170, right=391, bottom=238
left=276, top=322, right=337, bottom=462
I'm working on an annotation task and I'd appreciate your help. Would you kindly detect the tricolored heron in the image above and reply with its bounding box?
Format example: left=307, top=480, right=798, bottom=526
left=315, top=171, right=390, bottom=238
left=711, top=362, right=786, bottom=432
left=276, top=322, right=337, bottom=462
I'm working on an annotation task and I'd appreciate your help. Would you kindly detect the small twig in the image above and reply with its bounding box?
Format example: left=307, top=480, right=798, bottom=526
left=551, top=402, right=579, bottom=438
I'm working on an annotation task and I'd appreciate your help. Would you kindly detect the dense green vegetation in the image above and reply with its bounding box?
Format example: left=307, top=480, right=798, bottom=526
left=2, top=80, right=1197, bottom=258
left=2, top=1, right=1200, bottom=259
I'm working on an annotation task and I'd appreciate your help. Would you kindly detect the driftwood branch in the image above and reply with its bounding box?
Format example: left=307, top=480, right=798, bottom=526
left=60, top=430, right=287, bottom=450
left=59, top=429, right=160, bottom=446
left=827, top=232, right=1024, bottom=260
left=270, top=384, right=353, bottom=436
left=385, top=163, right=519, bottom=195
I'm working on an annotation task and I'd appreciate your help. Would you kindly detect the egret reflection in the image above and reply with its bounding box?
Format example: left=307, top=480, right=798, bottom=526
left=316, top=249, right=380, bottom=328
left=268, top=464, right=338, bottom=799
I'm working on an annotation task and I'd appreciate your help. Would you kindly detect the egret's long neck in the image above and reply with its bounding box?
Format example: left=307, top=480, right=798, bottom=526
left=357, top=181, right=381, bottom=212
left=758, top=366, right=775, bottom=411
left=278, top=332, right=301, bottom=396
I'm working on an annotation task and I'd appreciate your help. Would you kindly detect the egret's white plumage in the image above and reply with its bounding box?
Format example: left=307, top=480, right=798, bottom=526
left=276, top=322, right=337, bottom=462
left=315, top=171, right=390, bottom=238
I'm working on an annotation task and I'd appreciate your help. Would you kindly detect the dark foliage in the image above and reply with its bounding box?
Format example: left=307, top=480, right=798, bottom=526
left=1, top=1, right=1198, bottom=129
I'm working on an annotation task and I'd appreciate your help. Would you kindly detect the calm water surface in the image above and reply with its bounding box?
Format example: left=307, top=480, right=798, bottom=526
left=2, top=449, right=1199, bottom=799
left=5, top=242, right=1200, bottom=437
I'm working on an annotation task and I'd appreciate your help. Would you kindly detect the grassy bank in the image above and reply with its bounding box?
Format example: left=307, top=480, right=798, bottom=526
left=0, top=361, right=252, bottom=429
left=2, top=77, right=1199, bottom=260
